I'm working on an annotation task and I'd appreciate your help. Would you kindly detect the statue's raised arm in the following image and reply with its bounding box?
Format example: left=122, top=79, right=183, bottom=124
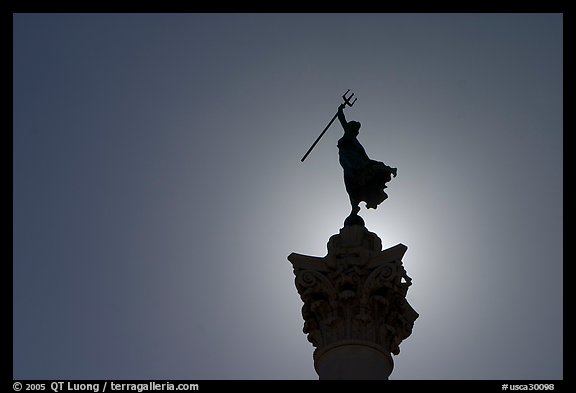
left=337, top=103, right=348, bottom=128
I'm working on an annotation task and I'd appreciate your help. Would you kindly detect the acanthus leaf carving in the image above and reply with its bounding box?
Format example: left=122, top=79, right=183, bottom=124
left=288, top=225, right=418, bottom=358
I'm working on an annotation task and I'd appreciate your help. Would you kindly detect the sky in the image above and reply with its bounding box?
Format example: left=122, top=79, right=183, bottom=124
left=13, top=13, right=563, bottom=380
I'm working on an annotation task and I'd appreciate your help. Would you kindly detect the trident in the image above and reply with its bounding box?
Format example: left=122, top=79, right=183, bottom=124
left=300, top=89, right=357, bottom=162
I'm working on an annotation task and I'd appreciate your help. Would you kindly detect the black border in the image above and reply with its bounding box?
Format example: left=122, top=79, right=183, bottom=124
left=7, top=0, right=569, bottom=389
left=4, top=1, right=572, bottom=13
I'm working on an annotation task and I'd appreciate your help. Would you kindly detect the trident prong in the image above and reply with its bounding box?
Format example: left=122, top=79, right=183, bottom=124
left=342, top=89, right=357, bottom=107
left=300, top=90, right=358, bottom=162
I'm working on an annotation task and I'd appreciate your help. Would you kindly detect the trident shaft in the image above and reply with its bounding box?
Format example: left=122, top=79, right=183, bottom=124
left=300, top=90, right=357, bottom=162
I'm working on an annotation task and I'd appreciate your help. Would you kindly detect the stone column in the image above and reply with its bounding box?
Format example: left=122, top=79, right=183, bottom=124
left=288, top=223, right=418, bottom=380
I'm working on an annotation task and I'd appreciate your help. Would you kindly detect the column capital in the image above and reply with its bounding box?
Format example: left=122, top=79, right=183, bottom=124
left=288, top=224, right=418, bottom=379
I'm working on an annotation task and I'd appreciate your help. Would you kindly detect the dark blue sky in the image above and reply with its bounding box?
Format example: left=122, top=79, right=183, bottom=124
left=13, top=13, right=562, bottom=379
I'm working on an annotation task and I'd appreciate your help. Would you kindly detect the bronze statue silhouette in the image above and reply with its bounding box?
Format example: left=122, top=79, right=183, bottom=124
left=301, top=90, right=397, bottom=222
left=336, top=101, right=397, bottom=216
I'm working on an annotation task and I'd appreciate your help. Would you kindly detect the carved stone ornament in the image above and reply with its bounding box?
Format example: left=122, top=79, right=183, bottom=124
left=288, top=224, right=418, bottom=377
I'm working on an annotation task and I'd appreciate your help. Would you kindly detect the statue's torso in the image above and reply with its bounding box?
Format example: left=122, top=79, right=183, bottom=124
left=338, top=132, right=371, bottom=173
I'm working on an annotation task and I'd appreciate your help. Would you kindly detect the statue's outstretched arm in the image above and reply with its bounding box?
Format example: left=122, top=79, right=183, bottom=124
left=337, top=103, right=348, bottom=130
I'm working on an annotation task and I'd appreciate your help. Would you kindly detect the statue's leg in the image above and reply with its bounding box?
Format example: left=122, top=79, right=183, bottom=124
left=350, top=196, right=361, bottom=215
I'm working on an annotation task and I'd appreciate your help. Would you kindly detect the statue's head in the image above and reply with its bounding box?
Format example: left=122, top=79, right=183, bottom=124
left=349, top=121, right=361, bottom=136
